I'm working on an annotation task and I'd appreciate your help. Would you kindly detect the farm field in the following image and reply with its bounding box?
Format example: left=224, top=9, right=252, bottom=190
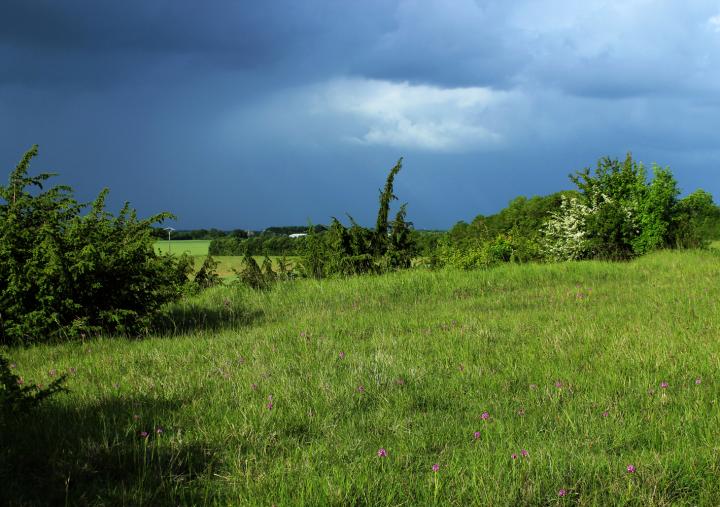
left=155, top=239, right=212, bottom=256
left=154, top=240, right=297, bottom=278
left=3, top=249, right=720, bottom=505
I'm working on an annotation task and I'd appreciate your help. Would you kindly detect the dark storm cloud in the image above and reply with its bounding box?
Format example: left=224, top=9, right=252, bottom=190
left=1, top=1, right=719, bottom=229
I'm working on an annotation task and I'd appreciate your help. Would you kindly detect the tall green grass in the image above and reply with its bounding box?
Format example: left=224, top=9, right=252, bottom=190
left=3, top=249, right=720, bottom=505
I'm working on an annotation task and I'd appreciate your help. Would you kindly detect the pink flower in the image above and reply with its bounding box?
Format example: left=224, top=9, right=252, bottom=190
left=357, top=385, right=365, bottom=393
left=660, top=382, right=669, bottom=389
left=377, top=448, right=387, bottom=457
left=251, top=383, right=258, bottom=390
left=155, top=427, right=164, bottom=435
left=695, top=378, right=702, bottom=385
left=139, top=431, right=149, bottom=438
left=16, top=377, right=24, bottom=385
left=520, top=449, right=529, bottom=457
left=555, top=381, right=563, bottom=388
left=266, top=401, right=273, bottom=410
left=473, top=431, right=481, bottom=440
left=481, top=411, right=490, bottom=420
left=602, top=411, right=609, bottom=418
left=511, top=453, right=518, bottom=460
left=432, top=463, right=440, bottom=472
left=626, top=464, right=636, bottom=473
left=558, top=489, right=567, bottom=497
left=338, top=351, right=345, bottom=359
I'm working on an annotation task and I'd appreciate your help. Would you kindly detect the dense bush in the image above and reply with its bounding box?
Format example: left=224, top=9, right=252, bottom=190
left=543, top=154, right=714, bottom=260
left=0, top=146, right=191, bottom=344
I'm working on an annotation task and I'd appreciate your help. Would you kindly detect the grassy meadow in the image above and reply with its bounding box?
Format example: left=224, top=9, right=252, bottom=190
left=3, top=249, right=720, bottom=505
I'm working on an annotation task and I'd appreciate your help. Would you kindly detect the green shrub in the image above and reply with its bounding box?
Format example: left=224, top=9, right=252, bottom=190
left=542, top=154, right=708, bottom=261
left=193, top=255, right=222, bottom=290
left=300, top=158, right=416, bottom=278
left=0, top=146, right=190, bottom=344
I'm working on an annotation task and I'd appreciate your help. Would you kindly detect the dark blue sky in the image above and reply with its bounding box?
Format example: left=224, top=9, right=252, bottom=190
left=2, top=1, right=719, bottom=229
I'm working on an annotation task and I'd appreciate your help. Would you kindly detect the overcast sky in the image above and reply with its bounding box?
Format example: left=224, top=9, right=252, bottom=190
left=1, top=1, right=719, bottom=229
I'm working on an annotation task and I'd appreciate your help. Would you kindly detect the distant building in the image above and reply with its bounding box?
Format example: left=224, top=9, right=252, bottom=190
left=289, top=233, right=307, bottom=238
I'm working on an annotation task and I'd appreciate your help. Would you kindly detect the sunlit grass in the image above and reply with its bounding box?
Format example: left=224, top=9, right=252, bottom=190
left=3, top=249, right=720, bottom=505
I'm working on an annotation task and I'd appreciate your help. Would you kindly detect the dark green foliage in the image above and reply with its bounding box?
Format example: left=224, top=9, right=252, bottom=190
left=193, top=255, right=222, bottom=290
left=235, top=252, right=274, bottom=290
left=0, top=146, right=190, bottom=344
left=374, top=157, right=403, bottom=254
left=1, top=353, right=66, bottom=416
left=299, top=224, right=328, bottom=279
left=300, top=159, right=416, bottom=278
left=209, top=233, right=308, bottom=256
left=671, top=190, right=718, bottom=247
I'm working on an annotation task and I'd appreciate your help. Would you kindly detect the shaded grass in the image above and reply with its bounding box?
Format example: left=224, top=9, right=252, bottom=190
left=4, top=249, right=720, bottom=505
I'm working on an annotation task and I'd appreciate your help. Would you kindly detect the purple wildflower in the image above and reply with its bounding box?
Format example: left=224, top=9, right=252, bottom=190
left=357, top=385, right=365, bottom=393
left=473, top=431, right=481, bottom=440
left=602, top=411, right=609, bottom=418
left=555, top=381, right=562, bottom=388
left=511, top=453, right=518, bottom=460
left=338, top=351, right=345, bottom=359
left=481, top=411, right=490, bottom=420
left=695, top=378, right=702, bottom=385
left=266, top=401, right=273, bottom=410
left=156, top=427, right=164, bottom=435
left=660, top=381, right=669, bottom=389
left=139, top=431, right=149, bottom=438
left=432, top=463, right=440, bottom=472
left=520, top=449, right=529, bottom=457
left=626, top=464, right=636, bottom=473
left=377, top=448, right=387, bottom=457
left=558, top=489, right=567, bottom=497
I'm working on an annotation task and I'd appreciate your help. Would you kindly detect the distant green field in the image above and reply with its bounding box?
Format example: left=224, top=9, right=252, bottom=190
left=154, top=239, right=210, bottom=256
left=153, top=240, right=297, bottom=278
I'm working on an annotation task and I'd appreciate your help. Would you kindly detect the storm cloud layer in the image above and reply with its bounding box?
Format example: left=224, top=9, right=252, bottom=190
left=1, top=1, right=719, bottom=228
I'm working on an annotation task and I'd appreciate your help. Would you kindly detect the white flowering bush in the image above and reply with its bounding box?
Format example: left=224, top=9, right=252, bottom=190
left=541, top=196, right=592, bottom=261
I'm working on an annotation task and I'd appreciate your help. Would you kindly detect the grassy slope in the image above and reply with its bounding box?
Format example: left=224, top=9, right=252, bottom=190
left=3, top=249, right=720, bottom=505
